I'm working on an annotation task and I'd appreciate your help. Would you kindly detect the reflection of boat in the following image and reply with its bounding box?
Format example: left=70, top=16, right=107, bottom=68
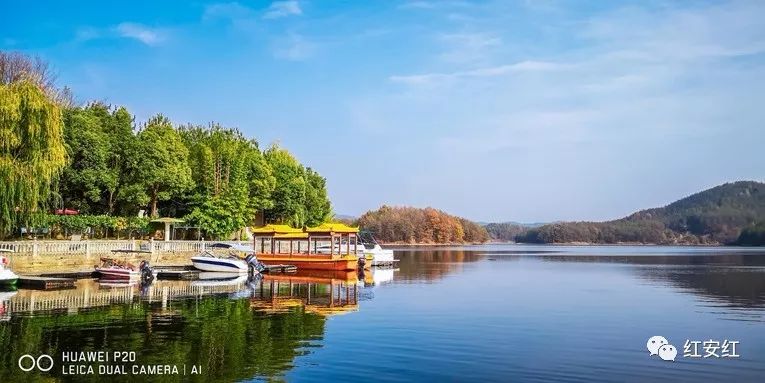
left=0, top=249, right=19, bottom=287
left=191, top=243, right=263, bottom=273
left=0, top=291, right=15, bottom=321
left=98, top=279, right=139, bottom=288
left=191, top=272, right=249, bottom=287
left=251, top=270, right=360, bottom=316
left=366, top=267, right=396, bottom=286
left=0, top=291, right=17, bottom=301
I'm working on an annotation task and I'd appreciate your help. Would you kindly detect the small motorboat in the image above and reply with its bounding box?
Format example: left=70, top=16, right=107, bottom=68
left=358, top=233, right=396, bottom=266
left=191, top=243, right=264, bottom=274
left=95, top=250, right=155, bottom=283
left=0, top=250, right=19, bottom=287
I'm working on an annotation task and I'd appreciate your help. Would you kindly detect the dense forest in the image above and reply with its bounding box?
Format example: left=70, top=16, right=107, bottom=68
left=357, top=206, right=490, bottom=244
left=514, top=181, right=765, bottom=245
left=0, top=51, right=331, bottom=239
left=484, top=222, right=536, bottom=242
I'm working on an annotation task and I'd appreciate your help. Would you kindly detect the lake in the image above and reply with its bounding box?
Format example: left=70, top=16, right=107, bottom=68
left=1, top=244, right=764, bottom=382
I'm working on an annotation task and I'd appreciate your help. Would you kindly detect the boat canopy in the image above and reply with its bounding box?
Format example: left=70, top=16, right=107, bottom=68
left=208, top=243, right=255, bottom=252
left=252, top=224, right=304, bottom=235
left=306, top=223, right=359, bottom=234
left=274, top=232, right=309, bottom=239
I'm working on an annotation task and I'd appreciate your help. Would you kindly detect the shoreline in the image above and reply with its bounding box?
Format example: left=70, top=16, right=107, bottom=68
left=381, top=241, right=755, bottom=247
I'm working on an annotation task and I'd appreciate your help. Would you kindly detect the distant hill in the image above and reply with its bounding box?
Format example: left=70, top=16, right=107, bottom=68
left=516, top=181, right=765, bottom=245
left=357, top=205, right=490, bottom=244
left=483, top=221, right=547, bottom=242
left=333, top=214, right=358, bottom=225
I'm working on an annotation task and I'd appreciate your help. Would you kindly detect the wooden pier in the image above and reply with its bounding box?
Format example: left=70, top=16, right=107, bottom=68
left=18, top=276, right=76, bottom=290
left=156, top=269, right=199, bottom=280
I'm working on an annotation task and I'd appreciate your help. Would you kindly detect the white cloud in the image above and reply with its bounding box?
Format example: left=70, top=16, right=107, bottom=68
left=263, top=1, right=302, bottom=19
left=73, top=23, right=165, bottom=46
left=389, top=60, right=563, bottom=84
left=113, top=23, right=164, bottom=45
left=272, top=33, right=314, bottom=60
left=438, top=32, right=502, bottom=64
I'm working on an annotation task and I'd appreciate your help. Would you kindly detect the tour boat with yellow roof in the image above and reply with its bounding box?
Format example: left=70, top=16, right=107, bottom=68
left=252, top=223, right=361, bottom=271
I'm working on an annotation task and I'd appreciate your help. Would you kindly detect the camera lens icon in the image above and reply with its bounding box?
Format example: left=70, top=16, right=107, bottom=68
left=18, top=354, right=54, bottom=372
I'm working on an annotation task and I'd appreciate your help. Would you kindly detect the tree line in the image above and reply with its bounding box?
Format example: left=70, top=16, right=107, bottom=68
left=0, top=51, right=331, bottom=239
left=513, top=181, right=765, bottom=245
left=356, top=205, right=489, bottom=244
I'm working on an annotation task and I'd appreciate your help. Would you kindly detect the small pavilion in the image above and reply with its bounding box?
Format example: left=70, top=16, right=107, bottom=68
left=150, top=217, right=185, bottom=241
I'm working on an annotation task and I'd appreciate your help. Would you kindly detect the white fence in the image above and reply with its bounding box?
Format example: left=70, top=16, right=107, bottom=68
left=0, top=240, right=249, bottom=257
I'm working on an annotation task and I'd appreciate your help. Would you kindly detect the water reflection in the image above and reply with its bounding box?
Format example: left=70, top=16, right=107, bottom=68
left=0, top=271, right=361, bottom=382
left=391, top=246, right=765, bottom=314
left=393, top=249, right=483, bottom=282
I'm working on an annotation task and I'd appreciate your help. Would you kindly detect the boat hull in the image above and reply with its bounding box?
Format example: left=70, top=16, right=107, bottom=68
left=0, top=265, right=18, bottom=286
left=258, top=255, right=358, bottom=271
left=191, top=257, right=248, bottom=273
left=96, top=268, right=139, bottom=280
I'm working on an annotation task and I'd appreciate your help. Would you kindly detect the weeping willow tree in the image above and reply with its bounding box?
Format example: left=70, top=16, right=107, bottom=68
left=0, top=80, right=67, bottom=235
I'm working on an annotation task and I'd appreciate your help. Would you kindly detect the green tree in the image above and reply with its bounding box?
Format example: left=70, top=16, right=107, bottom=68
left=0, top=80, right=67, bottom=234
left=180, top=125, right=276, bottom=237
left=59, top=106, right=112, bottom=213
left=59, top=103, right=139, bottom=215
left=132, top=114, right=192, bottom=217
left=303, top=168, right=332, bottom=227
left=264, top=145, right=306, bottom=227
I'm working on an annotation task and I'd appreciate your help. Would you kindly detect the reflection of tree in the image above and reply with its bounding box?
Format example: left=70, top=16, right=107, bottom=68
left=636, top=267, right=765, bottom=309
left=527, top=252, right=765, bottom=309
left=394, top=249, right=484, bottom=282
left=0, top=296, right=326, bottom=382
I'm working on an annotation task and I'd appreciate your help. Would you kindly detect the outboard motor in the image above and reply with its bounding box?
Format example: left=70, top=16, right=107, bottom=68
left=245, top=254, right=266, bottom=275
left=139, top=260, right=155, bottom=284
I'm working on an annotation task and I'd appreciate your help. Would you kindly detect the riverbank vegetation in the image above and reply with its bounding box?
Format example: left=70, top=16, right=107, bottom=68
left=357, top=205, right=489, bottom=244
left=512, top=181, right=765, bottom=245
left=0, top=51, right=331, bottom=239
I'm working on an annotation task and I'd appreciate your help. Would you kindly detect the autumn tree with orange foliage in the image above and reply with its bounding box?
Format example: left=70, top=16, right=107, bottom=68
left=357, top=205, right=489, bottom=244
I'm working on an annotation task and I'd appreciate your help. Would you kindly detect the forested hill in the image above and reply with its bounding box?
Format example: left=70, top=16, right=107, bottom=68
left=515, top=181, right=765, bottom=245
left=357, top=206, right=490, bottom=244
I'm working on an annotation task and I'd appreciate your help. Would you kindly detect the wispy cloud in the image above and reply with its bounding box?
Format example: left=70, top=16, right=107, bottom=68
left=389, top=60, right=563, bottom=84
left=263, top=1, right=302, bottom=19
left=271, top=33, right=314, bottom=60
left=74, top=23, right=166, bottom=46
left=438, top=32, right=502, bottom=64
left=114, top=23, right=164, bottom=46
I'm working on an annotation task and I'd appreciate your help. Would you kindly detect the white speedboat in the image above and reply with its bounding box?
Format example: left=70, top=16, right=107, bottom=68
left=0, top=250, right=19, bottom=287
left=191, top=243, right=263, bottom=274
left=363, top=244, right=396, bottom=266
left=357, top=233, right=396, bottom=266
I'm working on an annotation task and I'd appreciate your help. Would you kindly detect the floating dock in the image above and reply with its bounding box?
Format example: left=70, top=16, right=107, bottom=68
left=18, top=276, right=76, bottom=290
left=156, top=269, right=199, bottom=280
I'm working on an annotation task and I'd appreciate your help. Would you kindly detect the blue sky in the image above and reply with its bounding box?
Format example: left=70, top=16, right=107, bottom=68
left=3, top=0, right=764, bottom=222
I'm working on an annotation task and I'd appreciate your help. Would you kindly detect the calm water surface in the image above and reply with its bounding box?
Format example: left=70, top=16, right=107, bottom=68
left=1, top=245, right=764, bottom=382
